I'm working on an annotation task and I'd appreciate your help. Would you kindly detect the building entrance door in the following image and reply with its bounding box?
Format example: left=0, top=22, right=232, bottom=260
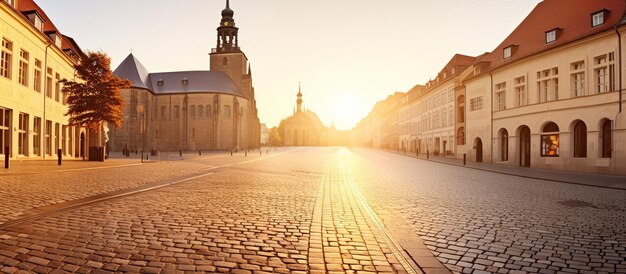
left=475, top=138, right=483, bottom=162
left=434, top=137, right=440, bottom=155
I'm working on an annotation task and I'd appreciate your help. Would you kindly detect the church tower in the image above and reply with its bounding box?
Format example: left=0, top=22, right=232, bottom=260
left=209, top=0, right=261, bottom=150
left=296, top=84, right=303, bottom=113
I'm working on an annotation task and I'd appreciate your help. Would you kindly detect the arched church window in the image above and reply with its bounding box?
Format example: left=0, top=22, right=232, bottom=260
left=223, top=57, right=228, bottom=66
left=198, top=105, right=204, bottom=118
left=206, top=105, right=213, bottom=116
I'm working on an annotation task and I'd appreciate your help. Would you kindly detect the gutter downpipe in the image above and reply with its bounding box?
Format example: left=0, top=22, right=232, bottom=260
left=613, top=26, right=623, bottom=175
left=489, top=71, right=494, bottom=164
left=42, top=43, right=51, bottom=159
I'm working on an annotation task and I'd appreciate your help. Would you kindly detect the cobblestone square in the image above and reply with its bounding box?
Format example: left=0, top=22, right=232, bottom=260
left=0, top=147, right=624, bottom=274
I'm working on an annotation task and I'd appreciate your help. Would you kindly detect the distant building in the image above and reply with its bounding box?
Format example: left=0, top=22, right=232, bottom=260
left=110, top=1, right=260, bottom=152
left=260, top=123, right=268, bottom=145
left=282, top=85, right=349, bottom=146
left=0, top=0, right=88, bottom=160
left=354, top=0, right=626, bottom=175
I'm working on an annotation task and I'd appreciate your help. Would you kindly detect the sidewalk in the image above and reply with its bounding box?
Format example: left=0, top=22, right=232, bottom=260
left=384, top=149, right=626, bottom=190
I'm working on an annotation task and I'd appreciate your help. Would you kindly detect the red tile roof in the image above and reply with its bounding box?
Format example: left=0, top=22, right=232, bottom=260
left=472, top=0, right=626, bottom=77
left=8, top=0, right=84, bottom=61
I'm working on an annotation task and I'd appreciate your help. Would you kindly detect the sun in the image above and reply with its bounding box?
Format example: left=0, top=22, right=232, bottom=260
left=329, top=92, right=367, bottom=130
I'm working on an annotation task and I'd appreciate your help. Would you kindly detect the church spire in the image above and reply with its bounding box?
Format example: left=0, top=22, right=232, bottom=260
left=296, top=83, right=303, bottom=113
left=216, top=0, right=239, bottom=53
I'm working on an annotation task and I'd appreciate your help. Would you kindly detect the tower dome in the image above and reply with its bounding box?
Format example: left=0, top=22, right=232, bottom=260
left=222, top=0, right=234, bottom=17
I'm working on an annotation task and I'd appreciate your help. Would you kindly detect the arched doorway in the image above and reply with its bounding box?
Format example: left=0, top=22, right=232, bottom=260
left=474, top=138, right=483, bottom=162
left=293, top=129, right=299, bottom=146
left=518, top=126, right=531, bottom=167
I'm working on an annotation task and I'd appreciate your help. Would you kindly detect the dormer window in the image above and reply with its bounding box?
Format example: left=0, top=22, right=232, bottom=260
left=157, top=79, right=164, bottom=86
left=3, top=0, right=15, bottom=8
left=182, top=78, right=188, bottom=85
left=46, top=31, right=62, bottom=48
left=24, top=11, right=45, bottom=32
left=592, top=10, right=607, bottom=27
left=545, top=29, right=559, bottom=44
left=503, top=47, right=512, bottom=59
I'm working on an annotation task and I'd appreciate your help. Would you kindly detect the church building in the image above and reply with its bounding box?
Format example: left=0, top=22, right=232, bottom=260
left=110, top=0, right=260, bottom=152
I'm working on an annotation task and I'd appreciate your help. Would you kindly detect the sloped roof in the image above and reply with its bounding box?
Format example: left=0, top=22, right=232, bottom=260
left=474, top=0, right=626, bottom=76
left=113, top=53, right=244, bottom=97
left=4, top=0, right=85, bottom=61
left=113, top=54, right=151, bottom=90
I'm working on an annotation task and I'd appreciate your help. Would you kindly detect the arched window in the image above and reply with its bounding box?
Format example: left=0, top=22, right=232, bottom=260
left=457, top=95, right=465, bottom=123
left=198, top=105, right=204, bottom=118
left=190, top=105, right=196, bottom=119
left=223, top=57, right=228, bottom=66
left=174, top=105, right=180, bottom=119
left=206, top=105, right=213, bottom=116
left=573, top=121, right=587, bottom=158
left=500, top=129, right=509, bottom=161
left=601, top=119, right=612, bottom=158
left=541, top=122, right=559, bottom=157
left=457, top=127, right=465, bottom=145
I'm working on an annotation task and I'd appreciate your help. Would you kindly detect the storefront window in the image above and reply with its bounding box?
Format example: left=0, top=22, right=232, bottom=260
left=541, top=134, right=559, bottom=157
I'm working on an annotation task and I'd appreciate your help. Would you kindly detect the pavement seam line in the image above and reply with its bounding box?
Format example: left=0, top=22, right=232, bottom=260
left=0, top=172, right=215, bottom=230
left=344, top=172, right=421, bottom=274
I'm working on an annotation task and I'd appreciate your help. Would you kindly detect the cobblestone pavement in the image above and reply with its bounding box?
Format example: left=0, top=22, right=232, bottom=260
left=347, top=148, right=626, bottom=274
left=0, top=147, right=412, bottom=273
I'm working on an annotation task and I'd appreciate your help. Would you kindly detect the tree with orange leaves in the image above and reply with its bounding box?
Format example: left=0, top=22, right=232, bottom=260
left=61, top=51, right=130, bottom=132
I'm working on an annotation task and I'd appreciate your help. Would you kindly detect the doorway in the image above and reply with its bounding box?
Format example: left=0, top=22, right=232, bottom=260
left=475, top=138, right=483, bottom=162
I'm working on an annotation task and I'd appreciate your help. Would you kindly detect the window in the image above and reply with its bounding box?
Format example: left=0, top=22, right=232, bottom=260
left=514, top=76, right=527, bottom=106
left=570, top=61, right=585, bottom=97
left=457, top=127, right=465, bottom=145
left=3, top=0, right=15, bottom=8
left=223, top=57, right=228, bottom=66
left=18, top=113, right=28, bottom=155
left=206, top=105, right=213, bottom=116
left=495, top=82, right=506, bottom=111
left=500, top=129, right=509, bottom=161
left=592, top=11, right=605, bottom=27
left=45, top=120, right=52, bottom=155
left=174, top=105, right=180, bottom=119
left=537, top=67, right=559, bottom=103
left=160, top=106, right=166, bottom=120
left=1, top=38, right=13, bottom=79
left=541, top=122, right=560, bottom=157
left=0, top=108, right=10, bottom=155
left=190, top=105, right=196, bottom=119
left=470, top=97, right=483, bottom=111
left=33, top=59, right=42, bottom=92
left=601, top=119, right=612, bottom=158
left=54, top=123, right=59, bottom=155
left=546, top=29, right=557, bottom=44
left=224, top=105, right=231, bottom=117
left=61, top=125, right=66, bottom=155
left=198, top=105, right=204, bottom=118
left=25, top=12, right=44, bottom=32
left=18, top=49, right=29, bottom=86
left=46, top=68, right=53, bottom=98
left=503, top=47, right=512, bottom=59
left=33, top=117, right=41, bottom=156
left=573, top=121, right=587, bottom=158
left=594, top=53, right=615, bottom=93
left=55, top=73, right=60, bottom=102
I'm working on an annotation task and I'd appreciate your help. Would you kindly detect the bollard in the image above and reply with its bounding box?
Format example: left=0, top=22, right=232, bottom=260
left=58, top=149, right=62, bottom=166
left=100, top=147, right=105, bottom=162
left=180, top=150, right=182, bottom=157
left=260, top=149, right=262, bottom=155
left=4, top=146, right=8, bottom=169
left=146, top=154, right=149, bottom=161
left=245, top=149, right=247, bottom=157
left=463, top=154, right=467, bottom=166
left=267, top=149, right=269, bottom=154
left=199, top=150, right=202, bottom=156
left=427, top=150, right=429, bottom=160
left=231, top=150, right=233, bottom=156
left=141, top=151, right=144, bottom=163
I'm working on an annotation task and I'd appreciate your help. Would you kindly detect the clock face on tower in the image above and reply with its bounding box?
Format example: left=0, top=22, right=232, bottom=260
left=224, top=22, right=230, bottom=26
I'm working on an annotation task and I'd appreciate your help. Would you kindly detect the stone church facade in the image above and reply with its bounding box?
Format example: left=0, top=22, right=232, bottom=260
left=109, top=1, right=260, bottom=152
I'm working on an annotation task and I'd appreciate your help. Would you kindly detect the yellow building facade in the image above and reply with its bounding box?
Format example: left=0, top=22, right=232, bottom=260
left=0, top=0, right=87, bottom=160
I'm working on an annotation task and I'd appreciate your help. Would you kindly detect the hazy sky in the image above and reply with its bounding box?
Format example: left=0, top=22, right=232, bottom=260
left=37, top=0, right=541, bottom=130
